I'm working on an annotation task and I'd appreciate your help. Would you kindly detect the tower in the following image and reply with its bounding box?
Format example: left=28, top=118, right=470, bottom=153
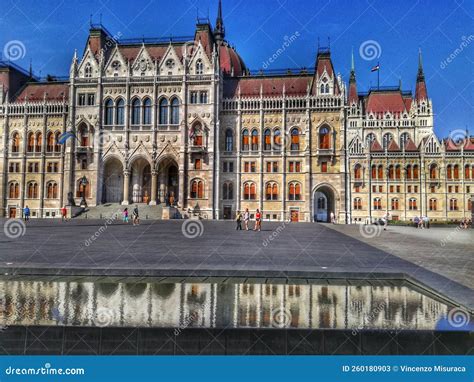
left=214, top=0, right=225, bottom=42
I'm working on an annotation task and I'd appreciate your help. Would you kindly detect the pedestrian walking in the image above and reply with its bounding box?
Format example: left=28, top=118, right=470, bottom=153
left=254, top=209, right=262, bottom=232
left=244, top=208, right=250, bottom=231
left=61, top=206, right=68, bottom=222
left=330, top=211, right=336, bottom=224
left=132, top=205, right=140, bottom=225
left=123, top=208, right=129, bottom=224
left=23, top=206, right=30, bottom=222
left=235, top=210, right=243, bottom=230
left=382, top=212, right=390, bottom=231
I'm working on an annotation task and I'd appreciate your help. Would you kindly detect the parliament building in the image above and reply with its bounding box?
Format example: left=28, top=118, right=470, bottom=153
left=0, top=1, right=472, bottom=222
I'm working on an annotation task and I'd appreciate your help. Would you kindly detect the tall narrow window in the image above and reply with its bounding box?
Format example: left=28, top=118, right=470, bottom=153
left=35, top=132, right=42, bottom=152
left=27, top=132, right=34, bottom=152
left=159, top=98, right=168, bottom=125
left=195, top=59, right=203, bottom=75
left=319, top=126, right=330, bottom=149
left=251, top=129, right=259, bottom=151
left=242, top=130, right=249, bottom=151
left=142, top=98, right=152, bottom=125
left=131, top=98, right=140, bottom=125
left=274, top=129, right=281, bottom=151
left=84, top=63, right=92, bottom=78
left=170, top=98, right=179, bottom=124
left=413, top=165, right=419, bottom=179
left=12, top=132, right=20, bottom=153
left=288, top=182, right=301, bottom=201
left=290, top=128, right=299, bottom=151
left=116, top=99, right=125, bottom=125
left=354, top=164, right=361, bottom=180
left=225, top=129, right=233, bottom=152
left=264, top=129, right=271, bottom=151
left=104, top=99, right=114, bottom=125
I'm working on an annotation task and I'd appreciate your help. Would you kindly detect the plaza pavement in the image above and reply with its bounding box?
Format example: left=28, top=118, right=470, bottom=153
left=0, top=218, right=472, bottom=311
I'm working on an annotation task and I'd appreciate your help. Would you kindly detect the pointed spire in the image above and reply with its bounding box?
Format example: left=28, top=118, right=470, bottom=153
left=349, top=47, right=356, bottom=82
left=29, top=59, right=33, bottom=78
left=417, top=48, right=424, bottom=80
left=348, top=48, right=358, bottom=104
left=214, top=0, right=225, bottom=42
left=415, top=48, right=428, bottom=101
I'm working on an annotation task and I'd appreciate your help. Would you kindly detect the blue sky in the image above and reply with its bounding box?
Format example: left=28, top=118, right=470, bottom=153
left=0, top=0, right=473, bottom=137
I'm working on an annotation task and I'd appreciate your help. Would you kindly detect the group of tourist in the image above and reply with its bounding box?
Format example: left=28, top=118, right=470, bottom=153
left=235, top=208, right=262, bottom=231
left=459, top=217, right=472, bottom=229
left=123, top=206, right=140, bottom=226
left=413, top=215, right=430, bottom=229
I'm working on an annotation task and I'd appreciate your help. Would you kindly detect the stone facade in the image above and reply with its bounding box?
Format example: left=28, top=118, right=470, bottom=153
left=0, top=3, right=471, bottom=222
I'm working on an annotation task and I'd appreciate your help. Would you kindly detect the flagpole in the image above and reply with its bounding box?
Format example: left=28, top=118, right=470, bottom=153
left=377, top=61, right=380, bottom=90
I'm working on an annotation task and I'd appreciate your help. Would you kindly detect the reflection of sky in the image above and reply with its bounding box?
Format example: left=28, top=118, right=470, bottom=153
left=0, top=280, right=463, bottom=331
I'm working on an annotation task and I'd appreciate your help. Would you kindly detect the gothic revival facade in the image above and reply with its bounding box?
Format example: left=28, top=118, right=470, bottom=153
left=0, top=2, right=472, bottom=222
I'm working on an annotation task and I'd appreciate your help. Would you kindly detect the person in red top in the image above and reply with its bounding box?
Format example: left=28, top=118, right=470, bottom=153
left=61, top=206, right=68, bottom=222
left=254, top=209, right=262, bottom=232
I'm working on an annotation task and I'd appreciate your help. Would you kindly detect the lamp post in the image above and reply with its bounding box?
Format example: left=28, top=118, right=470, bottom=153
left=80, top=176, right=89, bottom=207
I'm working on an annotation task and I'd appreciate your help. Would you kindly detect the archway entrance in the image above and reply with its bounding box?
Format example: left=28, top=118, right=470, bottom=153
left=157, top=158, right=179, bottom=205
left=103, top=158, right=123, bottom=203
left=313, top=186, right=335, bottom=223
left=129, top=158, right=152, bottom=204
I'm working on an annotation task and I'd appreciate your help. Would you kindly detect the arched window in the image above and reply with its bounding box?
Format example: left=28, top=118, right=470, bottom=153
left=195, top=59, right=203, bottom=75
left=409, top=198, right=417, bottom=210
left=251, top=129, right=259, bottom=151
left=104, top=99, right=114, bottom=125
left=265, top=182, right=278, bottom=200
left=366, top=133, right=375, bottom=147
left=223, top=182, right=234, bottom=200
left=27, top=181, right=38, bottom=198
left=159, top=98, right=168, bottom=125
left=354, top=164, right=362, bottom=180
left=225, top=129, right=233, bottom=152
left=325, top=84, right=329, bottom=93
left=84, top=63, right=92, bottom=78
left=131, top=98, right=141, bottom=125
left=371, top=165, right=377, bottom=179
left=430, top=164, right=437, bottom=180
left=12, top=132, right=20, bottom=153
left=192, top=123, right=203, bottom=146
left=190, top=179, right=204, bottom=199
left=274, top=129, right=281, bottom=151
left=413, top=165, right=419, bottom=179
left=264, top=129, right=271, bottom=151
left=142, top=98, right=152, bottom=125
left=382, top=133, right=393, bottom=149
left=319, top=126, right=330, bottom=149
left=76, top=178, right=90, bottom=198
left=373, top=197, right=382, bottom=210
left=46, top=132, right=54, bottom=152
left=320, top=84, right=324, bottom=94
left=116, top=99, right=125, bottom=125
left=378, top=165, right=384, bottom=179
left=46, top=181, right=58, bottom=199
left=78, top=124, right=89, bottom=147
left=353, top=197, right=362, bottom=210
left=242, top=129, right=249, bottom=151
left=447, top=165, right=452, bottom=180
left=391, top=198, right=399, bottom=210
left=400, top=132, right=410, bottom=149
left=290, top=128, right=299, bottom=151
left=465, top=165, right=471, bottom=180
left=288, top=182, right=301, bottom=201
left=243, top=182, right=256, bottom=200
left=54, top=131, right=61, bottom=152
left=449, top=198, right=458, bottom=211
left=27, top=132, right=35, bottom=152
left=388, top=165, right=395, bottom=180
left=170, top=98, right=180, bottom=125
left=8, top=182, right=19, bottom=199
left=35, top=132, right=42, bottom=152
left=406, top=165, right=412, bottom=180
left=429, top=198, right=437, bottom=211
left=453, top=164, right=459, bottom=180
left=395, top=165, right=401, bottom=180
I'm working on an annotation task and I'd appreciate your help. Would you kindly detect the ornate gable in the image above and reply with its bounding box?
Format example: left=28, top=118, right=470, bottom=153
left=159, top=45, right=184, bottom=76
left=132, top=45, right=155, bottom=77
left=104, top=46, right=128, bottom=77
left=78, top=47, right=99, bottom=78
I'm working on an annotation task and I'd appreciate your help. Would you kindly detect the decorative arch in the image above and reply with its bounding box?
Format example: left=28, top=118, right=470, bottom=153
left=312, top=183, right=340, bottom=223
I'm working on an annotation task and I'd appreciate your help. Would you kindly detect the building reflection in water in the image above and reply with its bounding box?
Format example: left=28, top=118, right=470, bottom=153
left=0, top=280, right=450, bottom=330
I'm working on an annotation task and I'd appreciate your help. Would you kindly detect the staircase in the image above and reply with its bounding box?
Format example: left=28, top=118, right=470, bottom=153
left=76, top=203, right=166, bottom=220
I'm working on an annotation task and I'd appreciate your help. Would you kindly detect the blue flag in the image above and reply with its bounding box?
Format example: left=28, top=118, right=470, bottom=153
left=57, top=131, right=77, bottom=145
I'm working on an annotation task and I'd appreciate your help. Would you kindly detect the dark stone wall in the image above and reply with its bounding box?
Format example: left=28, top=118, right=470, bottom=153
left=0, top=326, right=472, bottom=355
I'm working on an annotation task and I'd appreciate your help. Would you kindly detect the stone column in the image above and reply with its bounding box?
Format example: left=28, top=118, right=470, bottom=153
left=150, top=171, right=157, bottom=205
left=122, top=170, right=130, bottom=205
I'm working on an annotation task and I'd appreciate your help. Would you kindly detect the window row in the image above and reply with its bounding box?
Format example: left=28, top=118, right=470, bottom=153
left=243, top=181, right=302, bottom=201
left=9, top=162, right=59, bottom=173
left=11, top=131, right=62, bottom=153
left=358, top=197, right=464, bottom=211
left=8, top=181, right=59, bottom=199
left=104, top=97, right=180, bottom=126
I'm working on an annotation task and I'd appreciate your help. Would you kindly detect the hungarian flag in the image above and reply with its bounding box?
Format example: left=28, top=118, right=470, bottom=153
left=371, top=64, right=380, bottom=72
left=57, top=131, right=77, bottom=145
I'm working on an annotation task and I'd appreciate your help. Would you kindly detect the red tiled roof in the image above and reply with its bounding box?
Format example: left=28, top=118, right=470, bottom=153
left=15, top=83, right=68, bottom=102
left=219, top=44, right=246, bottom=76
left=445, top=138, right=461, bottom=151
left=387, top=139, right=400, bottom=152
left=365, top=90, right=407, bottom=113
left=370, top=139, right=383, bottom=152
left=348, top=81, right=358, bottom=104
left=223, top=76, right=311, bottom=98
left=404, top=138, right=418, bottom=152
left=464, top=138, right=474, bottom=151
left=415, top=79, right=428, bottom=101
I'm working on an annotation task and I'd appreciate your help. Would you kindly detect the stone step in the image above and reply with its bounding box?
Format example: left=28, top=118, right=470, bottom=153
left=76, top=203, right=166, bottom=220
